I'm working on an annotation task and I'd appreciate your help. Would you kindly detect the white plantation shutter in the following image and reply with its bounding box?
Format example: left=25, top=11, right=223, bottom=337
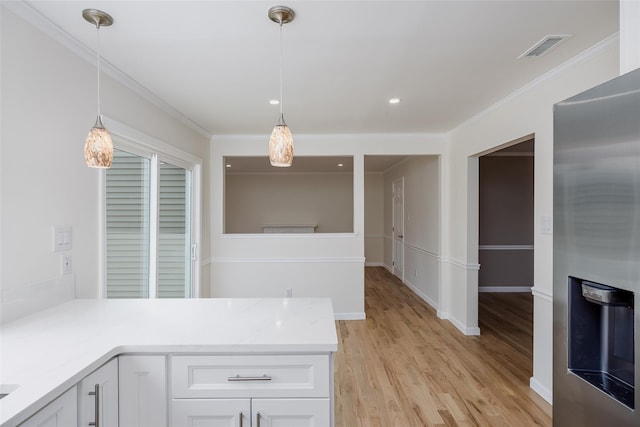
left=106, top=149, right=151, bottom=298
left=158, top=162, right=191, bottom=298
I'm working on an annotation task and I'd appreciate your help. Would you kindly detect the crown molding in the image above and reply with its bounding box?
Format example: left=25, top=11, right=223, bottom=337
left=3, top=1, right=212, bottom=138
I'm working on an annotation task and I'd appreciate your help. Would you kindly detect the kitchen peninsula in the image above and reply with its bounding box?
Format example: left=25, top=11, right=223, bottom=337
left=0, top=298, right=338, bottom=426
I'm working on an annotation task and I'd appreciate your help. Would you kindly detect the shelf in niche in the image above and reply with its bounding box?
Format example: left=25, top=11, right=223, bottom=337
left=262, top=224, right=318, bottom=234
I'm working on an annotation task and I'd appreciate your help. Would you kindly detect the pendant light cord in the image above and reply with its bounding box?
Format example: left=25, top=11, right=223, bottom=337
left=279, top=20, right=284, bottom=118
left=96, top=23, right=101, bottom=118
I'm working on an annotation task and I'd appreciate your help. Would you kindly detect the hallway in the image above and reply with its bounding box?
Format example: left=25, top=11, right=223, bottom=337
left=334, top=267, right=551, bottom=426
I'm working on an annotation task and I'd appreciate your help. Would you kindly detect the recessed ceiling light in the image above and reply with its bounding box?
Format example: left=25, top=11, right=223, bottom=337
left=338, top=163, right=344, bottom=167
left=269, top=99, right=280, bottom=105
left=389, top=98, right=400, bottom=104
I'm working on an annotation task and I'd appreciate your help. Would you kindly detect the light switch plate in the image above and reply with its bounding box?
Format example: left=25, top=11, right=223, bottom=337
left=53, top=226, right=72, bottom=252
left=541, top=216, right=553, bottom=235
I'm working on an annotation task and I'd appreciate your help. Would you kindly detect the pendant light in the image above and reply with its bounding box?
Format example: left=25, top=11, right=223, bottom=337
left=82, top=9, right=114, bottom=168
left=268, top=6, right=295, bottom=167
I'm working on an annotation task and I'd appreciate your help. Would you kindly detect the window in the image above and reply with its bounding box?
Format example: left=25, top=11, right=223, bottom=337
left=103, top=128, right=200, bottom=299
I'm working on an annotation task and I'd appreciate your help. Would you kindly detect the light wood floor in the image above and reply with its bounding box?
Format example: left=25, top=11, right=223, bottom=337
left=334, top=267, right=552, bottom=427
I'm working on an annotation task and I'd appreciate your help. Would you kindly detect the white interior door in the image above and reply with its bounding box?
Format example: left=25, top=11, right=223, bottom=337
left=392, top=177, right=404, bottom=279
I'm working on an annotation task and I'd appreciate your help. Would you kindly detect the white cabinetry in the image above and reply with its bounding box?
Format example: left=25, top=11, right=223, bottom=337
left=119, top=355, right=167, bottom=427
left=172, top=399, right=249, bottom=427
left=172, top=398, right=328, bottom=427
left=252, top=398, right=330, bottom=426
left=78, top=358, right=118, bottom=427
left=18, top=386, right=77, bottom=427
left=170, top=354, right=333, bottom=426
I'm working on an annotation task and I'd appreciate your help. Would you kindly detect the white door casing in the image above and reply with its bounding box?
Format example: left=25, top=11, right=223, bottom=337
left=392, top=177, right=404, bottom=279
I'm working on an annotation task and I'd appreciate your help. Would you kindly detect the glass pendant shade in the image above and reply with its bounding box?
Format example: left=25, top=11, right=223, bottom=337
left=84, top=115, right=113, bottom=168
left=269, top=115, right=294, bottom=167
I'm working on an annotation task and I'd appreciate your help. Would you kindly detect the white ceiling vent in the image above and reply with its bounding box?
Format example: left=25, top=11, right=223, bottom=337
left=518, top=34, right=572, bottom=58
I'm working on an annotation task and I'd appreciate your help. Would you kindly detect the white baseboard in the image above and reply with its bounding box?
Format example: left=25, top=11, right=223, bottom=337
left=365, top=261, right=385, bottom=267
left=335, top=312, right=366, bottom=320
left=447, top=314, right=481, bottom=336
left=401, top=285, right=480, bottom=335
left=479, top=286, right=532, bottom=293
left=531, top=287, right=553, bottom=302
left=403, top=279, right=439, bottom=310
left=373, top=264, right=480, bottom=335
left=530, top=377, right=553, bottom=404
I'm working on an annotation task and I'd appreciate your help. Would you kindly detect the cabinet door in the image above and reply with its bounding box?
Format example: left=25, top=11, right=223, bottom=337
left=119, top=355, right=167, bottom=427
left=172, top=399, right=249, bottom=427
left=252, top=399, right=330, bottom=427
left=18, top=386, right=77, bottom=427
left=79, top=358, right=119, bottom=427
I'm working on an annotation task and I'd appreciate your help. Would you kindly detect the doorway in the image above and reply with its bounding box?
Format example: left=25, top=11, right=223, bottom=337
left=477, top=137, right=535, bottom=378
left=478, top=139, right=534, bottom=293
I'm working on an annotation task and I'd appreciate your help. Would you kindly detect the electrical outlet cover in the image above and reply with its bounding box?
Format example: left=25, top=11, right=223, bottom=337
left=62, top=254, right=72, bottom=275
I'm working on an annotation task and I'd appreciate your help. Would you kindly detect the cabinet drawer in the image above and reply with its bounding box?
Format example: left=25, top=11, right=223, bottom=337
left=171, top=355, right=330, bottom=398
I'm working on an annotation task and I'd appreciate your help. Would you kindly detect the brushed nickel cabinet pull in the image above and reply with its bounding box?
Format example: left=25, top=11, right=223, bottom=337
left=227, top=374, right=272, bottom=382
left=256, top=411, right=261, bottom=427
left=88, top=384, right=100, bottom=427
left=239, top=411, right=243, bottom=427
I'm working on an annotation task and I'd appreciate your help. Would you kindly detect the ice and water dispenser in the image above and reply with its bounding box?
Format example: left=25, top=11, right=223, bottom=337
left=569, top=277, right=635, bottom=408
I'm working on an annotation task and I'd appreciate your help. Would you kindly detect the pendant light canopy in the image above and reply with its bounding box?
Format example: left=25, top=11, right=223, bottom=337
left=268, top=6, right=295, bottom=167
left=83, top=9, right=114, bottom=169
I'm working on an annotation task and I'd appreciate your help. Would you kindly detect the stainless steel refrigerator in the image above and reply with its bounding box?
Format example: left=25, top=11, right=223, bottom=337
left=553, top=68, right=640, bottom=426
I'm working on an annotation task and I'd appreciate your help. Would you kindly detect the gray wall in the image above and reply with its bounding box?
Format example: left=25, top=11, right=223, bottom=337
left=225, top=173, right=354, bottom=233
left=478, top=154, right=534, bottom=289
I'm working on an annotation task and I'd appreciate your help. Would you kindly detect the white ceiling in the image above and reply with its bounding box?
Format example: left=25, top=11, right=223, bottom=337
left=22, top=1, right=618, bottom=137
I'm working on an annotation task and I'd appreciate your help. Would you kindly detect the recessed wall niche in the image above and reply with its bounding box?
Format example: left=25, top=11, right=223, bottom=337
left=224, top=156, right=354, bottom=234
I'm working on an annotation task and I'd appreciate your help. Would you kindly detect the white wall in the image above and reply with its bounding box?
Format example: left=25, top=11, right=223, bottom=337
left=210, top=134, right=446, bottom=318
left=364, top=173, right=384, bottom=265
left=225, top=172, right=353, bottom=233
left=383, top=157, right=441, bottom=309
left=445, top=37, right=619, bottom=401
left=620, top=0, right=640, bottom=74
left=0, top=7, right=210, bottom=321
